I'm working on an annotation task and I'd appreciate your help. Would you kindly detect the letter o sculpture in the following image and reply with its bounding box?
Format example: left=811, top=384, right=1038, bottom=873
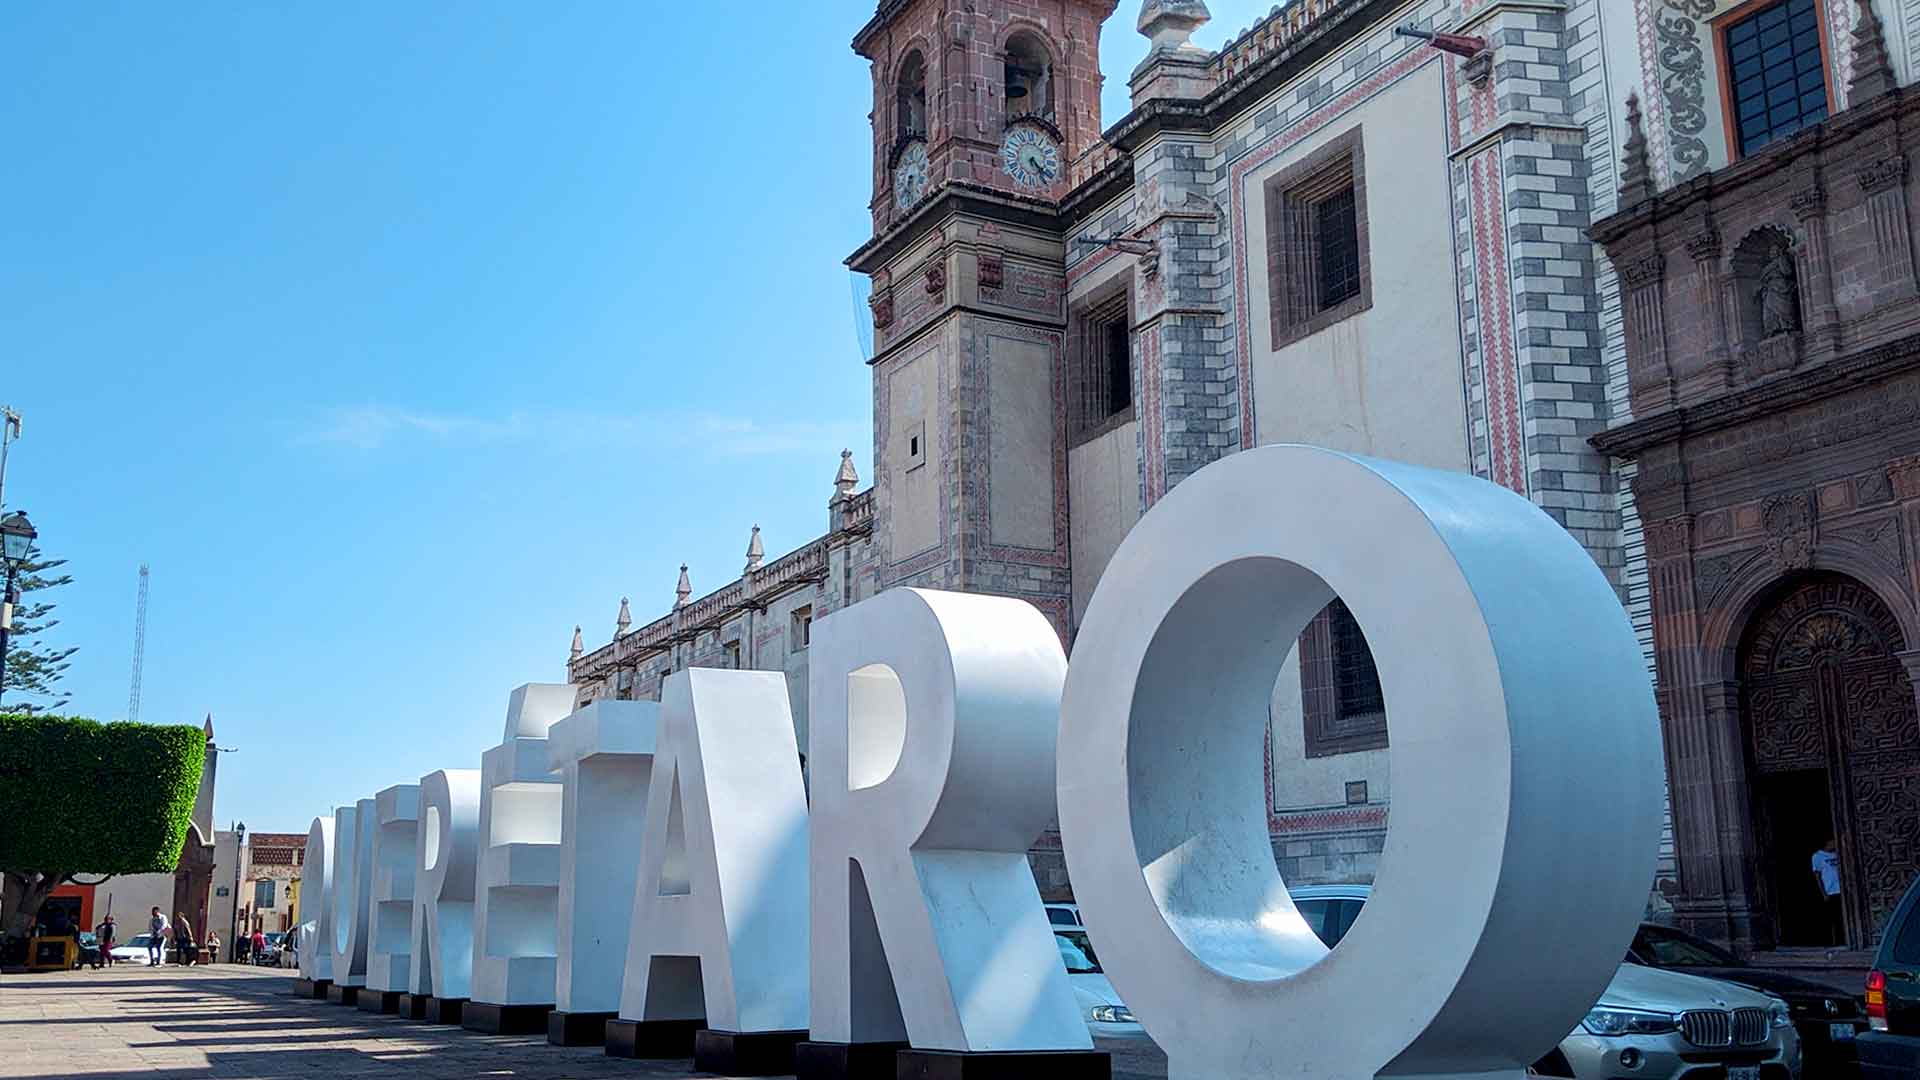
left=1058, top=446, right=1663, bottom=1080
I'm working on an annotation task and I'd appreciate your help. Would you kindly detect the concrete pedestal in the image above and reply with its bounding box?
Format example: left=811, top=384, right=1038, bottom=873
left=424, top=997, right=466, bottom=1025
left=355, top=990, right=401, bottom=1014
left=896, top=1049, right=1110, bottom=1080
left=292, top=978, right=330, bottom=1000
left=462, top=1001, right=551, bottom=1035
left=793, top=1040, right=909, bottom=1080
left=603, top=1017, right=702, bottom=1058
left=695, top=1029, right=807, bottom=1076
left=546, top=1009, right=615, bottom=1046
left=395, top=993, right=430, bottom=1021
left=325, top=983, right=360, bottom=1006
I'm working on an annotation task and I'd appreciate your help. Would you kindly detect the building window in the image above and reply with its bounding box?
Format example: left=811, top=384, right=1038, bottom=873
left=1265, top=126, right=1371, bottom=351
left=905, top=418, right=927, bottom=471
left=1300, top=597, right=1388, bottom=758
left=1004, top=32, right=1053, bottom=122
left=1721, top=0, right=1828, bottom=158
left=724, top=639, right=742, bottom=669
left=792, top=605, right=813, bottom=649
left=897, top=50, right=927, bottom=139
left=1069, top=292, right=1132, bottom=444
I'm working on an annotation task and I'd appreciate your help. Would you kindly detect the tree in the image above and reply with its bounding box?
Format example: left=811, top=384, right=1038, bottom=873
left=0, top=714, right=205, bottom=940
left=1, top=544, right=77, bottom=713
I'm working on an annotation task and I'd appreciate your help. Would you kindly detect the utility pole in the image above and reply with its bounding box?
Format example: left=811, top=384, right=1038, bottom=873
left=0, top=406, right=20, bottom=510
left=128, top=565, right=149, bottom=722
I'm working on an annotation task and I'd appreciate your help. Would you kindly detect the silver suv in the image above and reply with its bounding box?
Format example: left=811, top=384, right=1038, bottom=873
left=1289, top=885, right=1801, bottom=1079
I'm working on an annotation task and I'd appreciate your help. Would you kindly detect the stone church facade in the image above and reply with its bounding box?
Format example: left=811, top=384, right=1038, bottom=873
left=570, top=0, right=1920, bottom=942
left=1593, top=0, right=1920, bottom=949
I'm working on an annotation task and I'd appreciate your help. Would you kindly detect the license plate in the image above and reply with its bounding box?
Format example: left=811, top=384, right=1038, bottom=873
left=1727, top=1067, right=1760, bottom=1080
left=1829, top=1022, right=1856, bottom=1041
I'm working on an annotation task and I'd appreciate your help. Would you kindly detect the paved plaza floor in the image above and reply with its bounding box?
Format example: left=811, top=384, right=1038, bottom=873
left=0, top=965, right=1167, bottom=1080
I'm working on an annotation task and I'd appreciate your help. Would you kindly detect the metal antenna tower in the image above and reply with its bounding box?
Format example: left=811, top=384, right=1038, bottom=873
left=128, top=563, right=149, bottom=722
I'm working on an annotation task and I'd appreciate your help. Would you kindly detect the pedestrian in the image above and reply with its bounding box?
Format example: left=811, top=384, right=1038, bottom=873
left=173, top=912, right=197, bottom=966
left=250, top=927, right=267, bottom=966
left=97, top=915, right=117, bottom=967
left=234, top=927, right=250, bottom=965
left=1812, top=837, right=1844, bottom=947
left=205, top=929, right=221, bottom=965
left=147, top=907, right=167, bottom=966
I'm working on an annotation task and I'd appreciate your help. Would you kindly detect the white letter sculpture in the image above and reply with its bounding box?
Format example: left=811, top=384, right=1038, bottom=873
left=407, top=768, right=481, bottom=1024
left=466, top=682, right=575, bottom=1034
left=361, top=783, right=419, bottom=1014
left=803, top=588, right=1095, bottom=1078
left=295, top=815, right=334, bottom=996
left=327, top=797, right=376, bottom=1003
left=1058, top=445, right=1663, bottom=1080
left=545, top=698, right=660, bottom=1046
left=614, top=668, right=809, bottom=1074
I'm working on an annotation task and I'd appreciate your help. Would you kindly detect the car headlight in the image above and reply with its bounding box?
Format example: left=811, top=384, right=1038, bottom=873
left=1769, top=1000, right=1793, bottom=1030
left=1089, top=1005, right=1135, bottom=1023
left=1580, top=1007, right=1677, bottom=1036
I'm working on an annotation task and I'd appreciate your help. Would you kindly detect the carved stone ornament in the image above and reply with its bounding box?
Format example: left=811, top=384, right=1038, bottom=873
left=925, top=264, right=947, bottom=296
left=1760, top=491, right=1816, bottom=573
left=1643, top=516, right=1693, bottom=560
left=1620, top=252, right=1666, bottom=288
left=869, top=288, right=894, bottom=329
left=1684, top=230, right=1722, bottom=262
left=1858, top=154, right=1910, bottom=195
left=1789, top=185, right=1827, bottom=220
left=1890, top=455, right=1920, bottom=501
left=979, top=252, right=1005, bottom=291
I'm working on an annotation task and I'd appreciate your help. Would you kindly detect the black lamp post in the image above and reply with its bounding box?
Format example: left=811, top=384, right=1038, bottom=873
left=229, top=821, right=246, bottom=963
left=0, top=510, right=37, bottom=706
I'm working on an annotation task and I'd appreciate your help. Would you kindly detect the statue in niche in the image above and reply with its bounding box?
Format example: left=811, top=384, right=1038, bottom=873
left=1757, top=244, right=1800, bottom=336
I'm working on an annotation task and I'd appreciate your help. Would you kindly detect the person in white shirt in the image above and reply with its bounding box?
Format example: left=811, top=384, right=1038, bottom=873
left=1811, top=838, right=1843, bottom=946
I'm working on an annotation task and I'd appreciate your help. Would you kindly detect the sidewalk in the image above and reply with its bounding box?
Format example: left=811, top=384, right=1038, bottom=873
left=0, top=965, right=1167, bottom=1080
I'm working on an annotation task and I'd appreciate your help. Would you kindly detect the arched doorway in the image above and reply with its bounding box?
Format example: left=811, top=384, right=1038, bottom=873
left=171, top=824, right=215, bottom=945
left=1740, top=573, right=1920, bottom=947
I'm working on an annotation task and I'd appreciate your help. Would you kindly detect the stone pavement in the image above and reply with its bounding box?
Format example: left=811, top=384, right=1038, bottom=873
left=0, top=965, right=1168, bottom=1080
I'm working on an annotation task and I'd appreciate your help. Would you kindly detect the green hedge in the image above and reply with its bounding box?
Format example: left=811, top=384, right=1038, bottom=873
left=0, top=713, right=205, bottom=875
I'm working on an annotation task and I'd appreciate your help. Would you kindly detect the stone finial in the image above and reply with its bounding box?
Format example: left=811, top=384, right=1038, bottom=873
left=674, top=564, right=692, bottom=610
left=834, top=448, right=860, bottom=500
left=1619, top=92, right=1653, bottom=208
left=569, top=625, right=584, bottom=662
left=745, top=525, right=765, bottom=572
left=203, top=713, right=215, bottom=740
left=1849, top=0, right=1896, bottom=104
left=616, top=596, right=632, bottom=636
left=1138, top=0, right=1209, bottom=52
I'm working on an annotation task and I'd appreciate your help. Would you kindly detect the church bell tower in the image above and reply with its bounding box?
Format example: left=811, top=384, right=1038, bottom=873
left=849, top=0, right=1118, bottom=637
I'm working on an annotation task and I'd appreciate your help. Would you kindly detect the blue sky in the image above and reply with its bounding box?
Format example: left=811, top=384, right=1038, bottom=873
left=0, top=1, right=1278, bottom=833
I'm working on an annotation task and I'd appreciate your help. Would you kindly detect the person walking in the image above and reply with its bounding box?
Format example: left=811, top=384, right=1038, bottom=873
left=172, top=912, right=196, bottom=966
left=147, top=908, right=167, bottom=966
left=1812, top=838, right=1845, bottom=948
left=96, top=915, right=117, bottom=967
left=250, top=927, right=267, bottom=966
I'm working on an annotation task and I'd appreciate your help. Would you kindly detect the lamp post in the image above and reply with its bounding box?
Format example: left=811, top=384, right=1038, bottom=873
left=229, top=821, right=246, bottom=963
left=0, top=510, right=37, bottom=706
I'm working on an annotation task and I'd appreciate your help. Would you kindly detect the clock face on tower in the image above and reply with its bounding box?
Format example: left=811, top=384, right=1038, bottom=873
left=893, top=139, right=930, bottom=210
left=1001, top=124, right=1062, bottom=189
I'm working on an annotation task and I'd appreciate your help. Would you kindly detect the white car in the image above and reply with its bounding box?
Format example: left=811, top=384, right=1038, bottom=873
left=109, top=933, right=169, bottom=964
left=1054, top=927, right=1146, bottom=1039
left=1045, top=902, right=1082, bottom=927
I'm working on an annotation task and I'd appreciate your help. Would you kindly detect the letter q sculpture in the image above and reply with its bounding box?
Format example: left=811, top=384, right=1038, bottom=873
left=1058, top=445, right=1663, bottom=1080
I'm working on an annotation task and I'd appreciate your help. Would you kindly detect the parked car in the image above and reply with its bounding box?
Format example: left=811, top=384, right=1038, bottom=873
left=109, top=933, right=168, bottom=965
left=1290, top=885, right=1801, bottom=1079
left=1626, top=921, right=1861, bottom=1072
left=254, top=931, right=287, bottom=966
left=1045, top=903, right=1081, bottom=927
left=1053, top=928, right=1145, bottom=1039
left=1859, top=870, right=1920, bottom=1079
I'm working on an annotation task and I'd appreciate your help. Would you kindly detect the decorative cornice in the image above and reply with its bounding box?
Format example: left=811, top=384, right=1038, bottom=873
left=1858, top=153, right=1909, bottom=195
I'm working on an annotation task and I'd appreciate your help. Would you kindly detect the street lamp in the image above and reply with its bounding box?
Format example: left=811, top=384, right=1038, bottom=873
left=0, top=510, right=37, bottom=706
left=229, top=821, right=246, bottom=963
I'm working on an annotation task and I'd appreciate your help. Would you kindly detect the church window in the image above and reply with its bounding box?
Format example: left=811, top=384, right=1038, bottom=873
left=1004, top=32, right=1053, bottom=122
left=724, top=639, right=742, bottom=669
left=1719, top=0, right=1828, bottom=158
left=1300, top=597, right=1388, bottom=758
left=792, top=605, right=813, bottom=650
left=897, top=50, right=928, bottom=139
left=1265, top=126, right=1371, bottom=351
left=905, top=419, right=927, bottom=471
left=1068, top=291, right=1132, bottom=445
